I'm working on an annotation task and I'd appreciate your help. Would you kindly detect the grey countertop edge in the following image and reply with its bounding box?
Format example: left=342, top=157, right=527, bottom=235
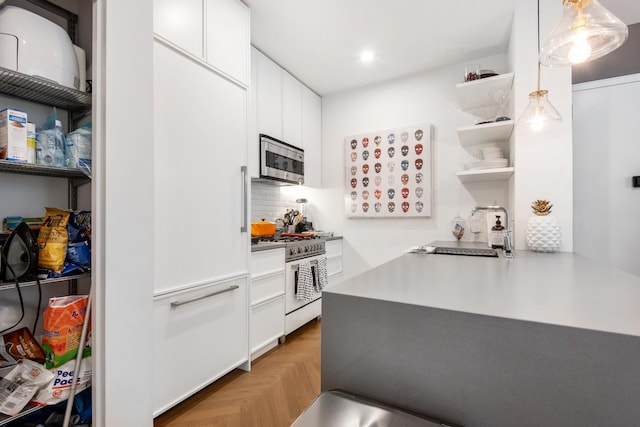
left=326, top=235, right=343, bottom=241
left=324, top=242, right=640, bottom=338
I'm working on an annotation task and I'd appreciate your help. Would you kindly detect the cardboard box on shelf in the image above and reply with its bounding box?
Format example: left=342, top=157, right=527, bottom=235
left=0, top=108, right=28, bottom=162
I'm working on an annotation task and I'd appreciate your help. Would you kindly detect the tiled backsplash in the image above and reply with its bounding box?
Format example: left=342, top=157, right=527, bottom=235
left=251, top=180, right=298, bottom=222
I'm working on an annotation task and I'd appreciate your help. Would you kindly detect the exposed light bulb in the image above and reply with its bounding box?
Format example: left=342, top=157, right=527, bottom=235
left=531, top=114, right=544, bottom=132
left=568, top=30, right=592, bottom=64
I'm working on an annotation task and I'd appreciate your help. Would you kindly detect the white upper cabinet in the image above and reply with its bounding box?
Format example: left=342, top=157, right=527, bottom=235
left=254, top=49, right=283, bottom=140
left=302, top=85, right=322, bottom=187
left=154, top=0, right=204, bottom=57
left=154, top=0, right=250, bottom=86
left=251, top=47, right=323, bottom=185
left=282, top=70, right=303, bottom=148
left=205, top=0, right=250, bottom=86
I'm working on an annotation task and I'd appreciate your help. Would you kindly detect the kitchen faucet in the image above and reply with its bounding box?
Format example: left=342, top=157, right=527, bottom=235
left=470, top=206, right=513, bottom=259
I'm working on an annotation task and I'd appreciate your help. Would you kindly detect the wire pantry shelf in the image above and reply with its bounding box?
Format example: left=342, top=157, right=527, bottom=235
left=0, top=67, right=91, bottom=111
left=0, top=272, right=91, bottom=292
left=0, top=159, right=89, bottom=180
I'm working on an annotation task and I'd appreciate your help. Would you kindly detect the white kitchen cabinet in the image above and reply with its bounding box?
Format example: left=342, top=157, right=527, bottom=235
left=250, top=47, right=323, bottom=183
left=302, top=85, right=322, bottom=187
left=250, top=248, right=285, bottom=360
left=154, top=0, right=203, bottom=57
left=325, top=239, right=343, bottom=287
left=154, top=0, right=250, bottom=87
left=254, top=48, right=283, bottom=141
left=205, top=0, right=250, bottom=86
left=152, top=276, right=248, bottom=416
left=282, top=71, right=303, bottom=148
left=152, top=5, right=250, bottom=416
left=153, top=41, right=249, bottom=294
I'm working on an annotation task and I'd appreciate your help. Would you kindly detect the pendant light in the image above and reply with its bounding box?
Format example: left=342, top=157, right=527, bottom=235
left=539, top=0, right=628, bottom=66
left=518, top=0, right=562, bottom=132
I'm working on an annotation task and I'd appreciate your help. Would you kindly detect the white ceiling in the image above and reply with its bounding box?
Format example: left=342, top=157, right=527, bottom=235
left=244, top=0, right=640, bottom=96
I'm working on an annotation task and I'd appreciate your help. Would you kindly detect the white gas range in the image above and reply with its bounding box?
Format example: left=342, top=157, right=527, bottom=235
left=281, top=236, right=327, bottom=335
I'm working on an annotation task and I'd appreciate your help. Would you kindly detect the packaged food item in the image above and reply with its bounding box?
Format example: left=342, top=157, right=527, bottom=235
left=65, top=123, right=92, bottom=175
left=6, top=358, right=54, bottom=387
left=36, top=107, right=65, bottom=167
left=0, top=327, right=46, bottom=367
left=0, top=376, right=37, bottom=416
left=41, top=295, right=90, bottom=369
left=0, top=108, right=28, bottom=162
left=32, top=355, right=92, bottom=406
left=0, top=359, right=55, bottom=416
left=67, top=211, right=91, bottom=243
left=37, top=207, right=71, bottom=274
left=26, top=122, right=36, bottom=164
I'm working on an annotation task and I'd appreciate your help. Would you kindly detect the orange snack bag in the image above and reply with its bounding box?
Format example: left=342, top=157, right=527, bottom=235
left=41, top=295, right=90, bottom=369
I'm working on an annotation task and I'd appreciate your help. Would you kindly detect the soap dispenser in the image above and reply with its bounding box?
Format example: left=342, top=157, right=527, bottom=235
left=490, top=215, right=505, bottom=249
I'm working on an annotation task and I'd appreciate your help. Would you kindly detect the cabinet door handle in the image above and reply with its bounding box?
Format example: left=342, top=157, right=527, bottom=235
left=170, top=285, right=239, bottom=307
left=240, top=165, right=248, bottom=233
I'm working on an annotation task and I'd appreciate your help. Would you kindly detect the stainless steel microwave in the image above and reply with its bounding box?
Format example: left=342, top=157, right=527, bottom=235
left=260, top=134, right=304, bottom=185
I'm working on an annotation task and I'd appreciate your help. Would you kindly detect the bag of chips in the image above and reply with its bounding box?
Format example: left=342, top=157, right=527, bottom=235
left=37, top=207, right=71, bottom=274
left=0, top=327, right=46, bottom=367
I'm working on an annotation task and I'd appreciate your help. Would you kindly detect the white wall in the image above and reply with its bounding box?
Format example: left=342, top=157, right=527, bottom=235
left=573, top=74, right=640, bottom=277
left=318, top=0, right=576, bottom=280
left=319, top=54, right=511, bottom=279
left=508, top=0, right=573, bottom=252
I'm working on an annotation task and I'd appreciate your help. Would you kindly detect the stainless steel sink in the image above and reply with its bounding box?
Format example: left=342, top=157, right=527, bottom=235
left=432, top=246, right=498, bottom=257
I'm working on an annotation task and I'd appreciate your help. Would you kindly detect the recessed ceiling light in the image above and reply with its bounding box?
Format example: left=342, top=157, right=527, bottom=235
left=360, top=50, right=375, bottom=63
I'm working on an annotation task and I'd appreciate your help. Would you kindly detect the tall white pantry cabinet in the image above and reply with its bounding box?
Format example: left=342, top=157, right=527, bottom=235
left=91, top=0, right=250, bottom=426
left=151, top=0, right=251, bottom=419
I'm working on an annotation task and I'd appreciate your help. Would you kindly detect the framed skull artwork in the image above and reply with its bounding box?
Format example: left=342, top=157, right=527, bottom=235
left=344, top=123, right=432, bottom=218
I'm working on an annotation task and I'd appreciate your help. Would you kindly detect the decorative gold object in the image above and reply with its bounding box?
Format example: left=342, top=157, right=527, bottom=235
left=530, top=199, right=554, bottom=216
left=526, top=199, right=561, bottom=252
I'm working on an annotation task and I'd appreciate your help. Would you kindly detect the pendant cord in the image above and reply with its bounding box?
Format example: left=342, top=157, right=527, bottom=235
left=537, top=0, right=541, bottom=92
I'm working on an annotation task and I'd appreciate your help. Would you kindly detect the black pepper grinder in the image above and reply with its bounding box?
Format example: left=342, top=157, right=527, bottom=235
left=490, top=215, right=505, bottom=249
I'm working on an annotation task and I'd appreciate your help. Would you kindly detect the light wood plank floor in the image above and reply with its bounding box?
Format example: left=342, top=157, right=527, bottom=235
left=154, top=319, right=321, bottom=427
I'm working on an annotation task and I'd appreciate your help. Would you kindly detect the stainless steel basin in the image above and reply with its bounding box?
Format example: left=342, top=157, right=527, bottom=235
left=432, top=246, right=498, bottom=257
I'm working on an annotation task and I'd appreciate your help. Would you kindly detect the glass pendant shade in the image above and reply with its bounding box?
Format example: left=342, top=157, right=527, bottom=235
left=517, top=90, right=562, bottom=132
left=539, top=0, right=628, bottom=66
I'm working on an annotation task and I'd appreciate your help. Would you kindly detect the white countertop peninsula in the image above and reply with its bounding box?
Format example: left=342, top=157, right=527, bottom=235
left=321, top=242, right=640, bottom=426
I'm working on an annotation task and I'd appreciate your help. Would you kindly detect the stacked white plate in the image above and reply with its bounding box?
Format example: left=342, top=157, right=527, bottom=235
left=482, top=147, right=503, bottom=160
left=470, top=158, right=508, bottom=169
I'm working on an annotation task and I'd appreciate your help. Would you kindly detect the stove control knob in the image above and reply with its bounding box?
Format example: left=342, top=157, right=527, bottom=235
left=289, top=248, right=295, bottom=256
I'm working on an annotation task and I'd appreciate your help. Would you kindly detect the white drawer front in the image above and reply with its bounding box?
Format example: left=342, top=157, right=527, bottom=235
left=250, top=295, right=285, bottom=356
left=153, top=276, right=248, bottom=416
left=251, top=248, right=285, bottom=276
left=326, top=255, right=343, bottom=277
left=325, top=239, right=343, bottom=257
left=251, top=271, right=285, bottom=305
